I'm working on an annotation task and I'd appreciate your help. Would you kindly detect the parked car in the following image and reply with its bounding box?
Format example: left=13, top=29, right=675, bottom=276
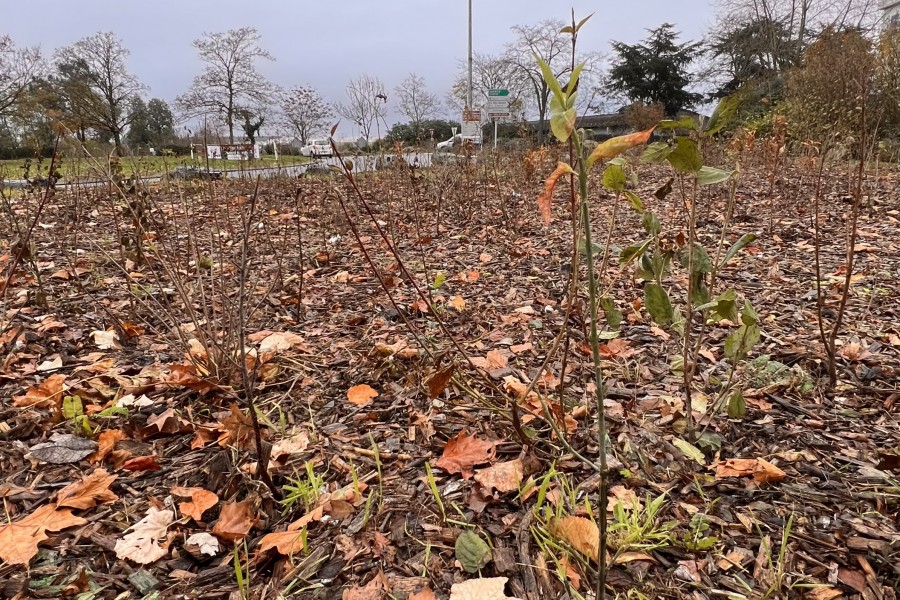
left=436, top=134, right=481, bottom=150
left=300, top=139, right=333, bottom=157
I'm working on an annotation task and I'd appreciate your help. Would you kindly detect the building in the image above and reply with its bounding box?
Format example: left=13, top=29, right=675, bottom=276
left=883, top=0, right=900, bottom=26
left=525, top=109, right=705, bottom=140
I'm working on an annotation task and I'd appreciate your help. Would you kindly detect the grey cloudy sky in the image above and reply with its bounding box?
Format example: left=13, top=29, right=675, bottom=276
left=5, top=0, right=714, bottom=134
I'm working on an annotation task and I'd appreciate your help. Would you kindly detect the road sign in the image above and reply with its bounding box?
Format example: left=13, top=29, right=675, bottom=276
left=461, top=109, right=482, bottom=142
left=462, top=109, right=481, bottom=122
left=488, top=89, right=509, bottom=96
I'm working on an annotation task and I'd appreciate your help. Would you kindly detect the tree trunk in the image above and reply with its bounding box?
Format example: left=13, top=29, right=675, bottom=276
left=113, top=130, right=122, bottom=156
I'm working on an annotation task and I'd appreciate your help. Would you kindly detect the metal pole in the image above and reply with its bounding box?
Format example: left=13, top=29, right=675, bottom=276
left=467, top=0, right=473, bottom=109
left=493, top=119, right=498, bottom=150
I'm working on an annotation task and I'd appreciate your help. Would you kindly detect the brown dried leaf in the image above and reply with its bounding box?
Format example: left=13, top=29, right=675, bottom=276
left=212, top=501, right=255, bottom=542
left=551, top=516, right=599, bottom=561
left=347, top=384, right=378, bottom=407
left=434, top=429, right=497, bottom=479
left=711, top=458, right=786, bottom=484
left=258, top=529, right=307, bottom=556
left=174, top=488, right=219, bottom=522
left=427, top=364, right=455, bottom=398
left=56, top=468, right=118, bottom=510
left=0, top=504, right=88, bottom=565
left=88, top=429, right=127, bottom=463
left=473, top=459, right=524, bottom=493
left=537, top=162, right=574, bottom=225
left=13, top=373, right=67, bottom=408
left=449, top=577, right=522, bottom=600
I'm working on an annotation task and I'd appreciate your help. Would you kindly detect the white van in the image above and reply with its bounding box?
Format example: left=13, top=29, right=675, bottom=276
left=300, top=139, right=333, bottom=157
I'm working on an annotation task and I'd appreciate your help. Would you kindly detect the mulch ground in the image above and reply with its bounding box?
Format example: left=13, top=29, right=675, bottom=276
left=0, top=150, right=898, bottom=599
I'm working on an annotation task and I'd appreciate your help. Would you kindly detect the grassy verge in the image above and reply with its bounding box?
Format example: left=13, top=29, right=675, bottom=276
left=0, top=154, right=310, bottom=181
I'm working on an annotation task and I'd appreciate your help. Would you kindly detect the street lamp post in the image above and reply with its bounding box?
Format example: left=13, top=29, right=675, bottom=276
left=467, top=0, right=473, bottom=109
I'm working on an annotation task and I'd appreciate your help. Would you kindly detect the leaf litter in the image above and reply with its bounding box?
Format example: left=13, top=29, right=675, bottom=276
left=0, top=157, right=897, bottom=598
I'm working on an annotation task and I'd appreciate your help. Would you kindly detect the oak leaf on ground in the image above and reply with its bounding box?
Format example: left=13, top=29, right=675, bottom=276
left=347, top=384, right=379, bottom=407
left=114, top=507, right=173, bottom=564
left=13, top=373, right=67, bottom=408
left=434, top=429, right=497, bottom=479
left=449, top=577, right=522, bottom=600
left=211, top=500, right=255, bottom=542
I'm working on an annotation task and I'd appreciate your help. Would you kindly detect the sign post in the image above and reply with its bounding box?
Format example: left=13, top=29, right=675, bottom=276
left=486, top=89, right=510, bottom=150
left=461, top=109, right=482, bottom=144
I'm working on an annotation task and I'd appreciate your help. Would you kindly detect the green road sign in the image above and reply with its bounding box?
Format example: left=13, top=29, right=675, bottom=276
left=488, top=89, right=509, bottom=96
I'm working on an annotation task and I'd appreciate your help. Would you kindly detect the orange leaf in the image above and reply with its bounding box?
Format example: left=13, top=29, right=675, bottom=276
left=0, top=504, right=88, bottom=565
left=347, top=384, right=378, bottom=406
left=711, top=458, right=786, bottom=484
left=551, top=515, right=599, bottom=561
left=212, top=501, right=255, bottom=542
left=434, top=429, right=496, bottom=479
left=56, top=468, right=118, bottom=510
left=13, top=373, right=67, bottom=408
left=217, top=404, right=255, bottom=449
left=173, top=487, right=219, bottom=522
left=258, top=529, right=307, bottom=556
left=427, top=364, right=455, bottom=398
left=587, top=127, right=655, bottom=166
left=88, top=429, right=127, bottom=463
left=537, top=162, right=575, bottom=225
left=473, top=459, right=524, bottom=493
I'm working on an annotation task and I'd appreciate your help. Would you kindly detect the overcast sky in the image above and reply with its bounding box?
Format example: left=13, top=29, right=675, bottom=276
left=4, top=0, right=714, bottom=136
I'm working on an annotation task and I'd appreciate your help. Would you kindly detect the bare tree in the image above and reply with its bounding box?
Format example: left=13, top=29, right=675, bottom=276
left=0, top=35, right=44, bottom=117
left=334, top=74, right=388, bottom=142
left=176, top=27, right=274, bottom=143
left=447, top=53, right=529, bottom=119
left=395, top=73, right=440, bottom=135
left=279, top=85, right=332, bottom=145
left=505, top=19, right=602, bottom=142
left=55, top=32, right=145, bottom=154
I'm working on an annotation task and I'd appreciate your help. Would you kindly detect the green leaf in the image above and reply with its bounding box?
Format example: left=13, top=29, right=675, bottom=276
left=620, top=238, right=652, bottom=267
left=679, top=242, right=712, bottom=274
left=724, top=320, right=761, bottom=362
left=624, top=191, right=644, bottom=212
left=455, top=530, right=492, bottom=573
left=535, top=56, right=563, bottom=101
left=673, top=438, right=706, bottom=466
left=727, top=389, right=747, bottom=419
left=696, top=166, right=734, bottom=186
left=567, top=62, right=585, bottom=95
left=708, top=289, right=739, bottom=322
left=607, top=309, right=623, bottom=330
left=602, top=163, right=627, bottom=191
left=578, top=238, right=604, bottom=257
left=642, top=211, right=660, bottom=235
left=658, top=115, right=698, bottom=131
left=433, top=272, right=447, bottom=289
left=62, top=395, right=84, bottom=420
left=741, top=300, right=759, bottom=326
left=560, top=25, right=574, bottom=33
left=574, top=13, right=593, bottom=32
left=551, top=107, right=576, bottom=142
left=704, top=94, right=741, bottom=137
left=666, top=137, right=702, bottom=173
left=719, top=233, right=757, bottom=269
left=641, top=141, right=674, bottom=164
left=644, top=283, right=674, bottom=325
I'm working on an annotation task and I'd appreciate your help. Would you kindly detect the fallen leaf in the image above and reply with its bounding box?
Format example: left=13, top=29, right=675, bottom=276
left=212, top=501, right=255, bottom=542
left=55, top=469, right=118, bottom=510
left=13, top=373, right=67, bottom=407
left=427, top=364, right=455, bottom=398
left=449, top=577, right=522, bottom=600
left=408, top=589, right=436, bottom=600
left=122, top=455, right=161, bottom=471
left=0, top=504, right=88, bottom=565
left=342, top=570, right=387, bottom=600
left=270, top=430, right=311, bottom=464
left=473, top=459, right=524, bottom=493
left=258, top=331, right=306, bottom=354
left=173, top=487, right=219, bottom=522
left=29, top=433, right=97, bottom=464
left=840, top=341, right=873, bottom=362
left=37, top=355, right=63, bottom=371
left=88, top=429, right=127, bottom=463
left=217, top=404, right=255, bottom=449
left=184, top=532, right=220, bottom=556
left=450, top=295, right=466, bottom=311
left=434, top=429, right=497, bottom=479
left=598, top=337, right=634, bottom=358
left=257, top=529, right=307, bottom=556
left=114, top=507, right=173, bottom=564
left=91, top=329, right=121, bottom=350
left=551, top=516, right=599, bottom=561
left=347, top=384, right=378, bottom=407
left=711, top=458, right=786, bottom=484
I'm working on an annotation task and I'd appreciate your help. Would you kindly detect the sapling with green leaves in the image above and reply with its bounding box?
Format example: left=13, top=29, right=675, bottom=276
left=534, top=13, right=654, bottom=599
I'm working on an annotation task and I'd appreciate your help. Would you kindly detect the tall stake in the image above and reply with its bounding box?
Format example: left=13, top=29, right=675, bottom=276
left=467, top=0, right=473, bottom=109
